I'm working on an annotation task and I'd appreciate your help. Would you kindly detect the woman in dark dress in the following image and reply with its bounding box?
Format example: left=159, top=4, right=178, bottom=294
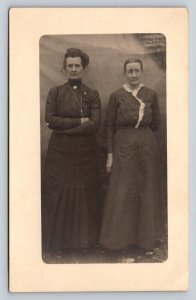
left=100, top=58, right=163, bottom=257
left=42, top=48, right=101, bottom=257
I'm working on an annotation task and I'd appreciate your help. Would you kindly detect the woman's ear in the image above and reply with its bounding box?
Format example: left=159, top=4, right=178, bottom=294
left=83, top=65, right=89, bottom=75
left=60, top=68, right=68, bottom=80
left=123, top=70, right=128, bottom=79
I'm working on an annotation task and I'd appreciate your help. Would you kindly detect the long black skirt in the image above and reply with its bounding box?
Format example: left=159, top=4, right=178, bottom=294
left=42, top=132, right=101, bottom=252
left=100, top=127, right=164, bottom=250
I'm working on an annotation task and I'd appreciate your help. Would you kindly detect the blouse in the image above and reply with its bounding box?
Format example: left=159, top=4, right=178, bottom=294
left=105, top=85, right=161, bottom=153
left=45, top=82, right=101, bottom=135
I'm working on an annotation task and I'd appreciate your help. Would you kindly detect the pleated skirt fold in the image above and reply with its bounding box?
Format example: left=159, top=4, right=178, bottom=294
left=42, top=132, right=101, bottom=251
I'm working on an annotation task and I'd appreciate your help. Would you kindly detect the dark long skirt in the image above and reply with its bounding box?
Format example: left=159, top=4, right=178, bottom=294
left=42, top=132, right=101, bottom=252
left=100, top=127, right=164, bottom=250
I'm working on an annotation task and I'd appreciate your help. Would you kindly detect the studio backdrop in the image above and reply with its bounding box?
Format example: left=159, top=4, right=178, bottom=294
left=39, top=33, right=167, bottom=259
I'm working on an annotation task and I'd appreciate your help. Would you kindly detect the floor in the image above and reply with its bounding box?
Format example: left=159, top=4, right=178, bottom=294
left=42, top=234, right=168, bottom=264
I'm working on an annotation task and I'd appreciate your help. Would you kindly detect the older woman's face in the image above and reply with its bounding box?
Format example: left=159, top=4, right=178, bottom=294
left=65, top=57, right=84, bottom=79
left=125, top=62, right=143, bottom=88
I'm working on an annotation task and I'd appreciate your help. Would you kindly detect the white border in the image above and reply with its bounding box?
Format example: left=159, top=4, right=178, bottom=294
left=9, top=7, right=188, bottom=293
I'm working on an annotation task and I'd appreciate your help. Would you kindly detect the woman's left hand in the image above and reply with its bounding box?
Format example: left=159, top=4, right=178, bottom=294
left=81, top=117, right=90, bottom=124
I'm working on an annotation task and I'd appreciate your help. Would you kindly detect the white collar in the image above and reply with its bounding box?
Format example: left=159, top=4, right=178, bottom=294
left=123, top=83, right=144, bottom=96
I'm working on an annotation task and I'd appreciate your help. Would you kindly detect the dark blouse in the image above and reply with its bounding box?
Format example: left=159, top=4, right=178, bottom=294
left=45, top=82, right=101, bottom=135
left=105, top=86, right=161, bottom=153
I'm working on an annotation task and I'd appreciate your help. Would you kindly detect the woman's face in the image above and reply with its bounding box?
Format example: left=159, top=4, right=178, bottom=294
left=65, top=57, right=84, bottom=80
left=125, top=62, right=143, bottom=88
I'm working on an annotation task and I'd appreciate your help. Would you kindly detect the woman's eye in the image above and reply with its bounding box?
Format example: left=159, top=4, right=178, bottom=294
left=128, top=69, right=140, bottom=73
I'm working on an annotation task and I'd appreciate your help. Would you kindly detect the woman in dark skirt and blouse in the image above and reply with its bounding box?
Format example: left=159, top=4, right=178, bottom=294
left=100, top=58, right=164, bottom=257
left=42, top=48, right=101, bottom=257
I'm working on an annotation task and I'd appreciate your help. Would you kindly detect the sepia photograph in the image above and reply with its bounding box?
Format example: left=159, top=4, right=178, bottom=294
left=9, top=8, right=188, bottom=292
left=40, top=34, right=168, bottom=264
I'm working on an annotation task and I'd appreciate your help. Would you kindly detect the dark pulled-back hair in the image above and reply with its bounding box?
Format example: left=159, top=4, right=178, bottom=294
left=63, top=48, right=89, bottom=69
left=123, top=58, right=143, bottom=73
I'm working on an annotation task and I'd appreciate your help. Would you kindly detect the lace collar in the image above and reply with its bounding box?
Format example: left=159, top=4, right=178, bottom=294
left=123, top=83, right=144, bottom=96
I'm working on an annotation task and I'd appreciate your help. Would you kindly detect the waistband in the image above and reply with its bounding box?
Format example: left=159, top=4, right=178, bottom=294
left=117, top=125, right=150, bottom=130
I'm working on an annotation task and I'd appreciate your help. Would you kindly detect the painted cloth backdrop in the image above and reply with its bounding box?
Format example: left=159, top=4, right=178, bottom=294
left=40, top=34, right=167, bottom=213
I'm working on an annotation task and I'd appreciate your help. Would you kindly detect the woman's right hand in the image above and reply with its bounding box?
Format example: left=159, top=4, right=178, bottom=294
left=106, top=153, right=113, bottom=173
left=81, top=117, right=90, bottom=124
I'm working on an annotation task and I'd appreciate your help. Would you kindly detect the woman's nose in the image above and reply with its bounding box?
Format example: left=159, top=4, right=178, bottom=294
left=132, top=71, right=136, bottom=77
left=72, top=65, right=76, bottom=71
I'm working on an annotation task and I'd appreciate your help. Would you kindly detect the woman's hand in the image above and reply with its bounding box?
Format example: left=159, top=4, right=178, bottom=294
left=106, top=153, right=113, bottom=173
left=81, top=117, right=90, bottom=124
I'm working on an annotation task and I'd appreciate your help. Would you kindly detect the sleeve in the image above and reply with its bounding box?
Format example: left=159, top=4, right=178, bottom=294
left=104, top=93, right=117, bottom=153
left=45, top=87, right=81, bottom=130
left=150, top=92, right=161, bottom=131
left=63, top=90, right=101, bottom=135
